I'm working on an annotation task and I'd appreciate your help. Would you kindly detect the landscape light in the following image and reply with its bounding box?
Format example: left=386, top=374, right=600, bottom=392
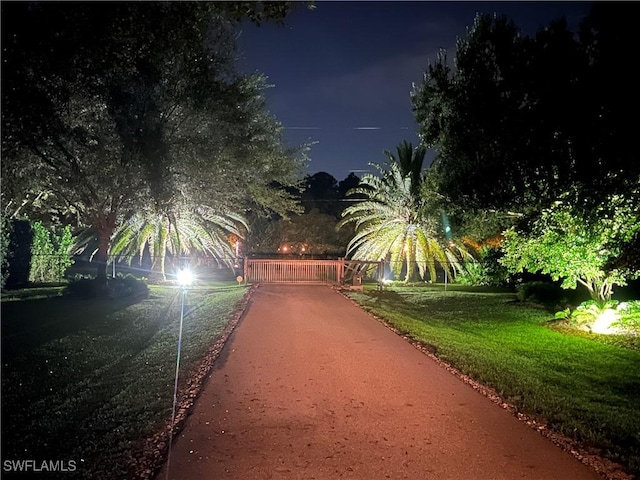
left=176, top=268, right=193, bottom=287
left=591, top=308, right=619, bottom=335
left=167, top=267, right=192, bottom=478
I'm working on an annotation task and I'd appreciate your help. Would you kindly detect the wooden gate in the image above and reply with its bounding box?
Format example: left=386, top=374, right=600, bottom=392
left=244, top=259, right=343, bottom=284
left=244, top=258, right=384, bottom=286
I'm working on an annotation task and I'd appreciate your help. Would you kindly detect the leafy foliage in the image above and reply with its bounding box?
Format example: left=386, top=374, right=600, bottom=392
left=614, top=301, right=640, bottom=335
left=245, top=172, right=361, bottom=256
left=29, top=222, right=74, bottom=283
left=1, top=3, right=303, bottom=285
left=411, top=5, right=640, bottom=222
left=556, top=300, right=640, bottom=336
left=501, top=198, right=639, bottom=303
left=456, top=246, right=514, bottom=287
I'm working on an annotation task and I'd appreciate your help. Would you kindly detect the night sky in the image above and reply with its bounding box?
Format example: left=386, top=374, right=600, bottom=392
left=237, top=1, right=593, bottom=181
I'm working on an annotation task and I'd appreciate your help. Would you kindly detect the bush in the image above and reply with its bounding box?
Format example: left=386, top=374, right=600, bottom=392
left=108, top=274, right=149, bottom=299
left=29, top=222, right=74, bottom=283
left=516, top=281, right=568, bottom=310
left=613, top=301, right=640, bottom=335
left=456, top=246, right=515, bottom=287
left=455, top=260, right=487, bottom=286
left=569, top=300, right=617, bottom=327
left=65, top=274, right=148, bottom=299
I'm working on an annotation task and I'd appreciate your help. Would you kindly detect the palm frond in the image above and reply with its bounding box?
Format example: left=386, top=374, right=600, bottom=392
left=339, top=146, right=459, bottom=282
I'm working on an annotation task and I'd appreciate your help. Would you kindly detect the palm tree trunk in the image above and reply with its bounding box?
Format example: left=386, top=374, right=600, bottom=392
left=160, top=225, right=168, bottom=281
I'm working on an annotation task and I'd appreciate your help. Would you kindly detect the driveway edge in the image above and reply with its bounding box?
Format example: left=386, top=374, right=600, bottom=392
left=335, top=286, right=633, bottom=480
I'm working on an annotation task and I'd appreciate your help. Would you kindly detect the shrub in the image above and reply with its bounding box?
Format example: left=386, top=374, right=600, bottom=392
left=455, top=261, right=487, bottom=286
left=612, top=301, right=640, bottom=335
left=64, top=276, right=100, bottom=298
left=555, top=300, right=640, bottom=335
left=516, top=281, right=568, bottom=310
left=65, top=274, right=148, bottom=299
left=108, top=274, right=149, bottom=300
left=569, top=300, right=617, bottom=328
left=456, top=246, right=515, bottom=287
left=29, top=222, right=74, bottom=283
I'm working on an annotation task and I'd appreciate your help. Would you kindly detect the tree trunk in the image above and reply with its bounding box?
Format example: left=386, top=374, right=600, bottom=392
left=585, top=278, right=613, bottom=305
left=160, top=227, right=168, bottom=281
left=94, top=213, right=117, bottom=288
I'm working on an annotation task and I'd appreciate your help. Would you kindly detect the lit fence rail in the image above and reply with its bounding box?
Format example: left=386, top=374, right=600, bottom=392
left=244, top=259, right=343, bottom=284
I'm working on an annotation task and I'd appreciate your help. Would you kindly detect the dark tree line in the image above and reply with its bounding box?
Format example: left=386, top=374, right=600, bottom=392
left=412, top=2, right=640, bottom=221
left=245, top=172, right=361, bottom=257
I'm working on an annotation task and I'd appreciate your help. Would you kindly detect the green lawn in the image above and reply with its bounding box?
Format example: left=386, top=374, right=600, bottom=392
left=347, top=285, right=640, bottom=477
left=1, top=284, right=248, bottom=479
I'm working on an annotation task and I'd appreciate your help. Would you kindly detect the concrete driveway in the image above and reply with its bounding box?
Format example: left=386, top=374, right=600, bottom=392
left=157, top=285, right=602, bottom=480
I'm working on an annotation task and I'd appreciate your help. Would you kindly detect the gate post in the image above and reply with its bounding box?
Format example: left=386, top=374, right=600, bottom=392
left=378, top=259, right=385, bottom=290
left=244, top=257, right=249, bottom=284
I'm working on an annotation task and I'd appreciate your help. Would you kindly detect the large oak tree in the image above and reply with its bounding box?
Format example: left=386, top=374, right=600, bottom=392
left=1, top=2, right=304, bottom=285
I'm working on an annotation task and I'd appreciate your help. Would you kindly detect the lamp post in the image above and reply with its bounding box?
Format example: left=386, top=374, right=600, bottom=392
left=166, top=268, right=193, bottom=480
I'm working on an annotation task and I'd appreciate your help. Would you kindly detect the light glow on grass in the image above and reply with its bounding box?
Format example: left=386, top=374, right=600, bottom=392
left=591, top=308, right=620, bottom=335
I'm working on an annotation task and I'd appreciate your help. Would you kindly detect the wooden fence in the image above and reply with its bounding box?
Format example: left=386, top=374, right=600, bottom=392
left=244, top=258, right=384, bottom=286
left=244, top=259, right=342, bottom=284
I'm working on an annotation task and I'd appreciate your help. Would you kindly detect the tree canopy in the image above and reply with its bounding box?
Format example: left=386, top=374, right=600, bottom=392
left=411, top=3, right=640, bottom=218
left=500, top=195, right=639, bottom=303
left=1, top=2, right=305, bottom=283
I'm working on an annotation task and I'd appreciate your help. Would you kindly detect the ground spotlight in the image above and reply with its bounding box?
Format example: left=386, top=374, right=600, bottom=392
left=177, top=268, right=194, bottom=287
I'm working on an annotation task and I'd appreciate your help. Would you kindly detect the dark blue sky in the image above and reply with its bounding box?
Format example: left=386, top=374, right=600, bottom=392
left=237, top=1, right=592, bottom=181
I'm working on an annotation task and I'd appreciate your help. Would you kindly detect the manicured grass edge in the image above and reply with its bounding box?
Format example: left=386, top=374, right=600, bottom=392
left=336, top=287, right=633, bottom=480
left=126, top=284, right=258, bottom=480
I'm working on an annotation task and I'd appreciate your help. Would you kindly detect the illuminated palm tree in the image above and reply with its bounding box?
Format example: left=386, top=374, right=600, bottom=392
left=109, top=205, right=247, bottom=280
left=338, top=143, right=464, bottom=282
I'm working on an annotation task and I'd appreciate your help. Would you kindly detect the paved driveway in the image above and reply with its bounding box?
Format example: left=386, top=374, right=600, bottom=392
left=157, top=285, right=601, bottom=479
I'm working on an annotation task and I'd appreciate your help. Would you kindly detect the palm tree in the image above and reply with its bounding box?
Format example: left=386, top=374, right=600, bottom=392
left=338, top=142, right=464, bottom=282
left=109, top=205, right=247, bottom=280
left=385, top=140, right=427, bottom=196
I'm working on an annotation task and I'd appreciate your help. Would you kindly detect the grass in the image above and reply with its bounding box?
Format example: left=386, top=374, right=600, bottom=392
left=347, top=285, right=640, bottom=478
left=1, top=283, right=248, bottom=479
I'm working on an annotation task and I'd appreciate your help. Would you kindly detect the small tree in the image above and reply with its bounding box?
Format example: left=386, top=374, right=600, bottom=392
left=500, top=198, right=639, bottom=304
left=338, top=149, right=465, bottom=283
left=29, top=221, right=74, bottom=283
